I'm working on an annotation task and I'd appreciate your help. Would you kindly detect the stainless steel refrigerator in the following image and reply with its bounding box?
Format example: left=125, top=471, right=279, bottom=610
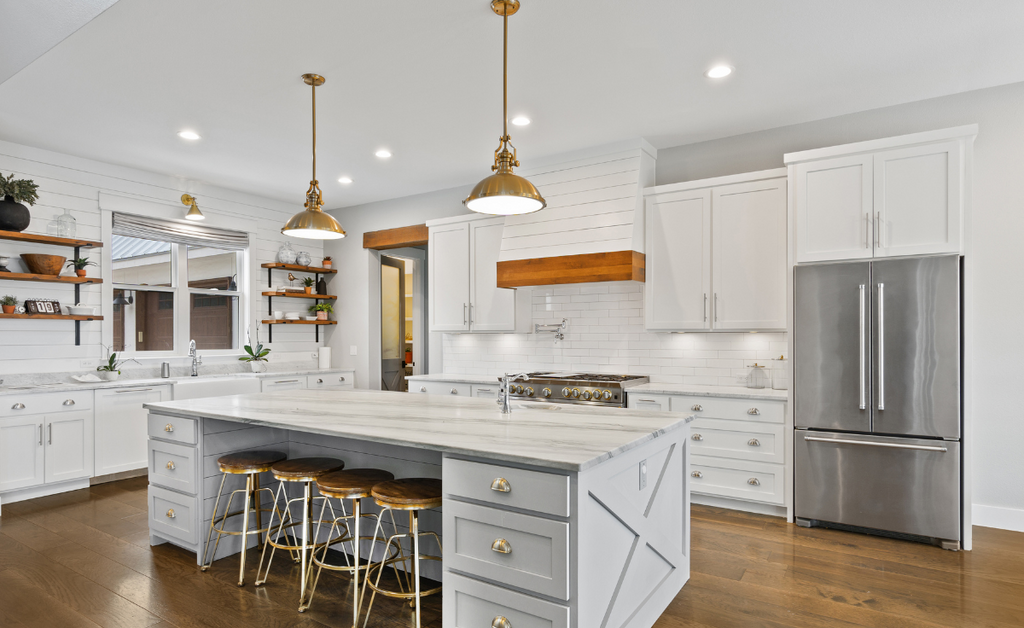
left=794, top=255, right=962, bottom=548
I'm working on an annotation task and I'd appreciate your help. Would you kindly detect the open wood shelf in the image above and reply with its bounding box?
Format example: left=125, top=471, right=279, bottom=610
left=0, top=313, right=103, bottom=321
left=261, top=263, right=336, bottom=274
left=0, top=230, right=103, bottom=249
left=261, top=291, right=336, bottom=300
left=261, top=319, right=336, bottom=325
left=0, top=272, right=102, bottom=285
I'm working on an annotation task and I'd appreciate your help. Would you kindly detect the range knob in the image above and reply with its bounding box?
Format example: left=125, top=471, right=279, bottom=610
left=602, top=390, right=613, bottom=401
left=561, top=387, right=571, bottom=397
left=525, top=387, right=535, bottom=397
left=514, top=385, right=524, bottom=394
left=582, top=390, right=592, bottom=400
left=571, top=388, right=581, bottom=399
left=542, top=388, right=552, bottom=398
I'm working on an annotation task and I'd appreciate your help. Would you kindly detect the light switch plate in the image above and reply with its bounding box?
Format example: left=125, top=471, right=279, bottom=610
left=350, top=345, right=358, bottom=356
left=639, top=459, right=648, bottom=490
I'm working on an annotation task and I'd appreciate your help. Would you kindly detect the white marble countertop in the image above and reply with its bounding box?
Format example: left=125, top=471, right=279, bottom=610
left=144, top=389, right=693, bottom=472
left=628, top=383, right=789, bottom=401
left=0, top=367, right=355, bottom=397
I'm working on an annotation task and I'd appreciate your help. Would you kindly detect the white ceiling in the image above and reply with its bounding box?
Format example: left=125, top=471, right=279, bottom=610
left=1, top=0, right=1022, bottom=209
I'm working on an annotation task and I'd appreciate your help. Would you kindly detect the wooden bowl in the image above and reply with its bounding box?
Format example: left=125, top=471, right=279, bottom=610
left=20, top=254, right=67, bottom=276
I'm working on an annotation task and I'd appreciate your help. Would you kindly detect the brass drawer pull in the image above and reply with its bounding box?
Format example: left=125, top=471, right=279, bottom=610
left=490, top=477, right=511, bottom=493
left=491, top=538, right=512, bottom=554
left=748, top=477, right=760, bottom=486
left=62, top=399, right=75, bottom=406
left=164, top=423, right=174, bottom=432
left=691, top=404, right=703, bottom=412
left=492, top=617, right=512, bottom=628
left=166, top=461, right=176, bottom=471
left=748, top=438, right=761, bottom=447
left=691, top=471, right=703, bottom=478
left=166, top=509, right=176, bottom=519
left=691, top=433, right=703, bottom=441
left=748, top=407, right=760, bottom=415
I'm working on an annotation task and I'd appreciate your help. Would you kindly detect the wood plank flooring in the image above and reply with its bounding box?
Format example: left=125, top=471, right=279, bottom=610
left=1, top=477, right=1022, bottom=627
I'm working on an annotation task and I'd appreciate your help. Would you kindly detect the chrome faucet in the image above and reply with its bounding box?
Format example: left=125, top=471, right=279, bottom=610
left=188, top=339, right=202, bottom=377
left=498, top=372, right=530, bottom=414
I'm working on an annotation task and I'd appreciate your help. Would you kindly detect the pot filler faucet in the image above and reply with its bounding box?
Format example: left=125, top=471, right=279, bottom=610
left=189, top=339, right=202, bottom=377
left=499, top=372, right=530, bottom=414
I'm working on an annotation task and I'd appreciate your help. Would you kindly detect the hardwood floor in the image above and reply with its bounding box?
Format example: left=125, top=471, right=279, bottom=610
left=1, top=478, right=1022, bottom=627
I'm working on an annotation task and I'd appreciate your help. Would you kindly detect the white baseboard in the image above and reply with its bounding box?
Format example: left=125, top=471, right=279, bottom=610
left=973, top=504, right=1024, bottom=533
left=691, top=493, right=787, bottom=518
left=0, top=478, right=90, bottom=510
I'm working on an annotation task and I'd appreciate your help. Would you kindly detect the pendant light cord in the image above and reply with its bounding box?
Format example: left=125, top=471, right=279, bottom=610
left=311, top=81, right=317, bottom=183
left=503, top=8, right=508, bottom=141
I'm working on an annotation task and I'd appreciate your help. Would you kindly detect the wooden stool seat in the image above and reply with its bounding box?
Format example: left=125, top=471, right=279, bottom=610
left=271, top=457, right=345, bottom=482
left=316, top=469, right=395, bottom=499
left=217, top=450, right=287, bottom=474
left=371, top=478, right=442, bottom=510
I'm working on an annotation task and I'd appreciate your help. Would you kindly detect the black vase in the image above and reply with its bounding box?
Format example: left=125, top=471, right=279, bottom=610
left=0, top=196, right=30, bottom=232
left=316, top=276, right=328, bottom=295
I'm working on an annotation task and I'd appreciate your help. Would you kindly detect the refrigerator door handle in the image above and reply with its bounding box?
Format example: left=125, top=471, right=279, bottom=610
left=877, top=282, right=885, bottom=411
left=803, top=435, right=947, bottom=453
left=859, top=284, right=866, bottom=410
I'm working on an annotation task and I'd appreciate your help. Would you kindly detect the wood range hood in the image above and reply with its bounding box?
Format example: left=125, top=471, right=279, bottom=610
left=496, top=250, right=644, bottom=288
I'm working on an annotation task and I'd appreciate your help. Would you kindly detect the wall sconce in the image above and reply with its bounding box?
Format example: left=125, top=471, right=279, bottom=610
left=113, top=289, right=134, bottom=306
left=181, top=194, right=205, bottom=221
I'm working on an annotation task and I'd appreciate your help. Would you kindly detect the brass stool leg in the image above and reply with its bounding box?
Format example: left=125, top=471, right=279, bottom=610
left=237, top=474, right=252, bottom=587
left=298, top=480, right=312, bottom=607
left=352, top=498, right=360, bottom=628
left=200, top=473, right=228, bottom=572
left=253, top=473, right=263, bottom=548
left=412, top=510, right=421, bottom=628
left=255, top=481, right=287, bottom=586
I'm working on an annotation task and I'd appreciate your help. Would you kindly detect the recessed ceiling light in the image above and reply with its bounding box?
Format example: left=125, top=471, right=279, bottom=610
left=177, top=130, right=201, bottom=140
left=705, top=65, right=733, bottom=79
left=375, top=149, right=392, bottom=159
left=511, top=116, right=531, bottom=126
left=338, top=176, right=353, bottom=184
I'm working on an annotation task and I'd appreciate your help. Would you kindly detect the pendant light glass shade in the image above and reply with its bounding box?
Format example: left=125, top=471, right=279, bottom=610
left=464, top=0, right=545, bottom=216
left=282, top=73, right=347, bottom=240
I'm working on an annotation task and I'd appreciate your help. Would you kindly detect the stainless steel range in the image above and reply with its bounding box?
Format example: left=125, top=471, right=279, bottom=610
left=503, top=373, right=650, bottom=408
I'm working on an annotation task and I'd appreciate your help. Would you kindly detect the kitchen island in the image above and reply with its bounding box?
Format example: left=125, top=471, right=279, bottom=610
left=144, top=389, right=693, bottom=628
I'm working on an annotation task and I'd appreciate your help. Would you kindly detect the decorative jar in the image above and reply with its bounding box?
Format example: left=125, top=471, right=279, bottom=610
left=295, top=251, right=312, bottom=267
left=277, top=243, right=297, bottom=264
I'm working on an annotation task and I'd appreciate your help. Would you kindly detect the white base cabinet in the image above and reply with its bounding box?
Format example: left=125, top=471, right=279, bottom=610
left=95, top=385, right=171, bottom=476
left=0, top=410, right=94, bottom=493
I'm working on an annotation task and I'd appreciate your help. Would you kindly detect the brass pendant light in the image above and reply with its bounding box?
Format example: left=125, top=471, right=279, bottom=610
left=282, top=73, right=347, bottom=240
left=464, top=0, right=546, bottom=216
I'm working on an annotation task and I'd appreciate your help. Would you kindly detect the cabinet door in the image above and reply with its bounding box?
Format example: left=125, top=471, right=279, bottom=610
left=794, top=154, right=873, bottom=263
left=429, top=222, right=471, bottom=332
left=644, top=190, right=712, bottom=330
left=95, top=386, right=169, bottom=476
left=0, top=416, right=45, bottom=492
left=470, top=217, right=516, bottom=332
left=873, top=140, right=962, bottom=257
left=45, top=410, right=94, bottom=484
left=712, top=178, right=788, bottom=330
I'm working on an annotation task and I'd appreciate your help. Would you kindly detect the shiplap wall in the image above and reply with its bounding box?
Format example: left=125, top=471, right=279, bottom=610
left=0, top=138, right=326, bottom=374
left=498, top=140, right=656, bottom=261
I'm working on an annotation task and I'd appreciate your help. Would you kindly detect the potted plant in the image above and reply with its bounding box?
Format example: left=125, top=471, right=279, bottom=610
left=303, top=276, right=315, bottom=294
left=0, top=172, right=39, bottom=233
left=66, top=257, right=97, bottom=278
left=322, top=256, right=332, bottom=269
left=1, top=295, right=16, bottom=314
left=309, top=302, right=334, bottom=321
left=239, top=324, right=271, bottom=373
left=96, top=345, right=139, bottom=381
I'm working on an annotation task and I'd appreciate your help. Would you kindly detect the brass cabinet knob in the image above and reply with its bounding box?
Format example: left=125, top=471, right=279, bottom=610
left=492, top=617, right=512, bottom=628
left=490, top=477, right=511, bottom=493
left=748, top=438, right=761, bottom=447
left=491, top=538, right=512, bottom=554
left=691, top=471, right=703, bottom=478
left=63, top=399, right=75, bottom=406
left=166, top=461, right=176, bottom=471
left=691, top=433, right=703, bottom=441
left=166, top=509, right=176, bottom=519
left=691, top=404, right=703, bottom=412
left=748, top=477, right=761, bottom=486
left=164, top=423, right=174, bottom=432
left=748, top=407, right=760, bottom=415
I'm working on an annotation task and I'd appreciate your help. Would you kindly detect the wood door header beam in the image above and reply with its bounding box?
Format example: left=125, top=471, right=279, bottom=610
left=363, top=224, right=429, bottom=250
left=496, top=251, right=645, bottom=288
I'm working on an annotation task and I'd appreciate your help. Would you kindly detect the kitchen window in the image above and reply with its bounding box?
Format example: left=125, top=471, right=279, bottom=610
left=111, top=213, right=248, bottom=355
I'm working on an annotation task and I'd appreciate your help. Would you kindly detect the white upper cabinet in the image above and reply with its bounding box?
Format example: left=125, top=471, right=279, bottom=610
left=788, top=126, right=975, bottom=263
left=712, top=178, right=788, bottom=330
left=645, top=189, right=711, bottom=331
left=644, top=169, right=788, bottom=332
left=429, top=215, right=520, bottom=333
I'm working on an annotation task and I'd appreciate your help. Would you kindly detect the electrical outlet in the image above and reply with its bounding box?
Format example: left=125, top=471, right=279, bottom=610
left=349, top=345, right=358, bottom=356
left=79, top=360, right=94, bottom=368
left=639, top=459, right=648, bottom=490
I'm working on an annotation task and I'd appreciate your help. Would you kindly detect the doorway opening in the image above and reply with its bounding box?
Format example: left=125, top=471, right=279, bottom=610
left=380, top=254, right=420, bottom=391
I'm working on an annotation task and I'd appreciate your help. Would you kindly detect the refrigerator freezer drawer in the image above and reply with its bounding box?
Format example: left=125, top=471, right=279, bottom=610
left=795, top=430, right=960, bottom=541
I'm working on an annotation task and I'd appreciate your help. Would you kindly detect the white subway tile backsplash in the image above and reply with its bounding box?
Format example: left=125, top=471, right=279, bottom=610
left=442, top=281, right=787, bottom=386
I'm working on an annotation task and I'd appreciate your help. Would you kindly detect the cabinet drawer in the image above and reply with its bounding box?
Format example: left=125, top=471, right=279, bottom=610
left=444, top=571, right=569, bottom=628
left=627, top=394, right=670, bottom=411
left=413, top=381, right=472, bottom=397
left=689, top=419, right=785, bottom=464
left=444, top=500, right=569, bottom=600
left=471, top=384, right=500, bottom=399
left=149, top=440, right=198, bottom=495
left=690, top=455, right=784, bottom=505
left=0, top=390, right=94, bottom=418
left=671, top=395, right=785, bottom=424
left=444, top=458, right=569, bottom=518
left=306, top=373, right=353, bottom=390
left=261, top=378, right=305, bottom=393
left=149, top=485, right=198, bottom=545
left=148, top=413, right=197, bottom=445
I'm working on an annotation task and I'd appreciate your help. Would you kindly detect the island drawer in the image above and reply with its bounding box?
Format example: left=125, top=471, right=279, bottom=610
left=149, top=440, right=198, bottom=495
left=0, top=390, right=94, bottom=418
left=444, top=500, right=569, bottom=600
left=413, top=381, right=472, bottom=397
left=443, top=458, right=570, bottom=518
left=149, top=485, right=198, bottom=545
left=689, top=419, right=785, bottom=464
left=627, top=394, right=670, bottom=411
left=670, top=396, right=785, bottom=424
left=689, top=455, right=784, bottom=505
left=148, top=414, right=198, bottom=445
left=444, top=571, right=569, bottom=628
left=306, top=374, right=353, bottom=390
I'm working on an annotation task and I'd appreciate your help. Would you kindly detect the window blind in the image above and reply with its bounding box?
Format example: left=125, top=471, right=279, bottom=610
left=112, top=212, right=249, bottom=250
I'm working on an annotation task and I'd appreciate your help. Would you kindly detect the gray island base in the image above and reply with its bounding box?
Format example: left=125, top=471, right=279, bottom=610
left=144, top=389, right=693, bottom=628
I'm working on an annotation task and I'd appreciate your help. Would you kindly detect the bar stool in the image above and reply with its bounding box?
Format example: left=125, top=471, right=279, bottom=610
left=200, top=450, right=286, bottom=586
left=300, top=468, right=397, bottom=619
left=254, top=457, right=345, bottom=605
left=362, top=478, right=443, bottom=628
